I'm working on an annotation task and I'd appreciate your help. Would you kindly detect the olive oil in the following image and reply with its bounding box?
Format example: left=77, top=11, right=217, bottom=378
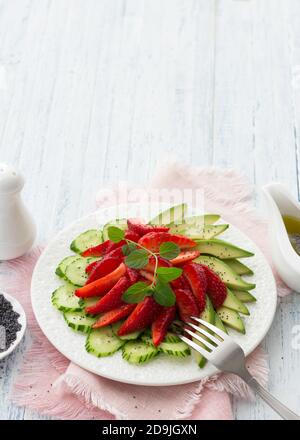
left=282, top=215, right=300, bottom=255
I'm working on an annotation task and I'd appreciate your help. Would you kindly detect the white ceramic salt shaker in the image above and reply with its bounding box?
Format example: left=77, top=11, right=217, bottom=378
left=0, top=163, right=36, bottom=260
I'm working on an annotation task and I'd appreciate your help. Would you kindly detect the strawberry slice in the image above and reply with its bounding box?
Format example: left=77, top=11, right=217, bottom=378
left=118, top=296, right=161, bottom=336
left=82, top=239, right=125, bottom=258
left=124, top=230, right=140, bottom=242
left=170, top=274, right=190, bottom=290
left=86, top=276, right=130, bottom=314
left=201, top=265, right=227, bottom=309
left=92, top=304, right=135, bottom=328
left=86, top=255, right=123, bottom=284
left=183, top=263, right=207, bottom=313
left=139, top=270, right=155, bottom=283
left=75, top=263, right=126, bottom=298
left=144, top=255, right=172, bottom=272
left=174, top=288, right=200, bottom=322
left=170, top=250, right=200, bottom=266
left=126, top=267, right=139, bottom=284
left=152, top=306, right=176, bottom=346
left=138, top=232, right=196, bottom=253
left=127, top=219, right=169, bottom=236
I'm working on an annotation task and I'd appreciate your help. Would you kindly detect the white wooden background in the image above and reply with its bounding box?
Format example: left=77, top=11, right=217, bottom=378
left=0, top=0, right=300, bottom=420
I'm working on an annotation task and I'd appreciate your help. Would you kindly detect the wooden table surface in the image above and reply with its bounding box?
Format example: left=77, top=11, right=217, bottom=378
left=1, top=0, right=300, bottom=420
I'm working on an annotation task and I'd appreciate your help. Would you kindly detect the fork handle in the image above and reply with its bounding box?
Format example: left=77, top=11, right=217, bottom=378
left=243, top=372, right=300, bottom=420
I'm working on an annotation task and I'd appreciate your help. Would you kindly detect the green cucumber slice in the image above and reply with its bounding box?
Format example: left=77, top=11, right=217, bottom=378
left=159, top=341, right=190, bottom=357
left=169, top=224, right=229, bottom=240
left=194, top=255, right=256, bottom=291
left=149, top=203, right=187, bottom=225
left=65, top=258, right=89, bottom=287
left=195, top=238, right=254, bottom=259
left=226, top=259, right=254, bottom=276
left=112, top=321, right=142, bottom=341
left=217, top=306, right=245, bottom=334
left=86, top=327, right=125, bottom=357
left=141, top=332, right=181, bottom=345
left=234, top=290, right=257, bottom=303
left=80, top=297, right=101, bottom=308
left=102, top=219, right=127, bottom=241
left=70, top=229, right=103, bottom=254
left=52, top=283, right=82, bottom=312
left=64, top=311, right=96, bottom=333
left=193, top=296, right=215, bottom=368
left=223, top=289, right=250, bottom=315
left=55, top=255, right=81, bottom=279
left=122, top=340, right=158, bottom=364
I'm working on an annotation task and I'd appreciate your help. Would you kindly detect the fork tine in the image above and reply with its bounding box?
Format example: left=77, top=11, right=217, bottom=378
left=186, top=322, right=222, bottom=345
left=183, top=328, right=215, bottom=351
left=179, top=335, right=212, bottom=360
left=191, top=316, right=228, bottom=339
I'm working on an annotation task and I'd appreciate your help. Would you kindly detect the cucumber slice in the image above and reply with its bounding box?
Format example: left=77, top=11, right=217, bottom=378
left=169, top=224, right=229, bottom=240
left=214, top=311, right=228, bottom=334
left=223, top=289, right=250, bottom=315
left=64, top=311, right=96, bottom=333
left=80, top=297, right=101, bottom=308
left=149, top=203, right=187, bottom=225
left=122, top=340, right=158, bottom=364
left=65, top=258, right=89, bottom=286
left=234, top=290, right=257, bottom=303
left=141, top=332, right=181, bottom=345
left=195, top=238, right=254, bottom=259
left=55, top=255, right=81, bottom=279
left=70, top=229, right=103, bottom=254
left=226, top=259, right=254, bottom=276
left=159, top=341, right=190, bottom=357
left=52, top=283, right=82, bottom=312
left=86, top=327, right=125, bottom=357
left=112, top=321, right=142, bottom=341
left=102, top=219, right=127, bottom=241
left=217, top=306, right=245, bottom=334
left=193, top=296, right=215, bottom=368
left=194, top=255, right=256, bottom=291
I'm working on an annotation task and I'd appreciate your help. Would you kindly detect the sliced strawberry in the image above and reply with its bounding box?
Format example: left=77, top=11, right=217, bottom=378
left=170, top=274, right=190, bottom=290
left=92, top=304, right=136, bottom=328
left=118, top=296, right=161, bottom=336
left=139, top=270, right=155, bottom=283
left=75, top=263, right=126, bottom=298
left=170, top=250, right=200, bottom=266
left=152, top=306, right=176, bottom=346
left=124, top=230, right=140, bottom=242
left=82, top=239, right=124, bottom=258
left=86, top=276, right=130, bottom=314
left=183, top=263, right=207, bottom=313
left=126, top=267, right=139, bottom=284
left=127, top=219, right=169, bottom=236
left=138, top=232, right=196, bottom=253
left=144, top=255, right=172, bottom=272
left=201, top=265, right=227, bottom=309
left=174, top=288, right=199, bottom=322
left=86, top=255, right=123, bottom=284
left=85, top=259, right=99, bottom=274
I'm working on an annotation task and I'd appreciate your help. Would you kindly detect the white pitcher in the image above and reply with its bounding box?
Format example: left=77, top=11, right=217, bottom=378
left=262, top=182, right=300, bottom=292
left=0, top=163, right=36, bottom=260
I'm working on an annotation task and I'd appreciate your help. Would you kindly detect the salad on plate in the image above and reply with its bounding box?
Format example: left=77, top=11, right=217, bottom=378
left=52, top=204, right=256, bottom=368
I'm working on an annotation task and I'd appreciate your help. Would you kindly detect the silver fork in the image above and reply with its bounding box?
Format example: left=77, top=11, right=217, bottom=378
left=177, top=317, right=300, bottom=420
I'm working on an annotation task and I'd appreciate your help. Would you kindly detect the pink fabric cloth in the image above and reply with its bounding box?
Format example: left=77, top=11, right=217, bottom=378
left=4, top=163, right=290, bottom=419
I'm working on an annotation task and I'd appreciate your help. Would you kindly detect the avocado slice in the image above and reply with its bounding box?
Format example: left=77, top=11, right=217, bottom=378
left=170, top=223, right=229, bottom=240
left=214, top=311, right=228, bottom=334
left=217, top=306, right=245, bottom=334
left=195, top=238, right=254, bottom=259
left=225, top=259, right=254, bottom=276
left=222, top=289, right=250, bottom=315
left=194, top=255, right=256, bottom=291
left=193, top=296, right=215, bottom=368
left=149, top=203, right=187, bottom=225
left=233, top=290, right=257, bottom=303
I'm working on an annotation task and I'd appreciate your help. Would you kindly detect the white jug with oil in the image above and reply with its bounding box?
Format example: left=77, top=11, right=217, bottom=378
left=0, top=163, right=36, bottom=260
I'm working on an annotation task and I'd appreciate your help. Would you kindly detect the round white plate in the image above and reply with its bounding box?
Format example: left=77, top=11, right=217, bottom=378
left=0, top=292, right=27, bottom=360
left=31, top=203, right=277, bottom=386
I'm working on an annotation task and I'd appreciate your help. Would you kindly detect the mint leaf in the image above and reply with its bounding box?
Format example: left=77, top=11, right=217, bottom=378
left=122, top=282, right=152, bottom=304
left=156, top=267, right=182, bottom=283
left=122, top=243, right=137, bottom=256
left=153, top=280, right=176, bottom=307
left=159, top=241, right=180, bottom=260
left=107, top=226, right=125, bottom=243
left=125, top=249, right=149, bottom=269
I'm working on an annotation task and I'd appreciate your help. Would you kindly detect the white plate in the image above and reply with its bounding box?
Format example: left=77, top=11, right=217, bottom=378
left=0, top=292, right=27, bottom=360
left=31, top=203, right=277, bottom=386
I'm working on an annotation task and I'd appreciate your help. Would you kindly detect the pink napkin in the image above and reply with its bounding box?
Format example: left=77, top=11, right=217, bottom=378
left=5, top=162, right=290, bottom=419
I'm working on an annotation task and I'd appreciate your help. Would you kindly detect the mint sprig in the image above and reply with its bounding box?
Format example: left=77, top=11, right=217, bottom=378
left=159, top=241, right=180, bottom=260
left=122, top=282, right=152, bottom=304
